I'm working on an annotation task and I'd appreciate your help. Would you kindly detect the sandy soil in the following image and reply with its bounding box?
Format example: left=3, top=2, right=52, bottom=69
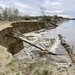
left=0, top=21, right=12, bottom=31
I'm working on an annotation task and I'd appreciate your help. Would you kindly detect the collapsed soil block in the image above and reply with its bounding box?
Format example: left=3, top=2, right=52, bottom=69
left=0, top=27, right=24, bottom=55
left=8, top=39, right=24, bottom=55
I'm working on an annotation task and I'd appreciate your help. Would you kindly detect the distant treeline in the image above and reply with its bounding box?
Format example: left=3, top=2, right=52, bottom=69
left=0, top=6, right=69, bottom=21
left=0, top=6, right=23, bottom=21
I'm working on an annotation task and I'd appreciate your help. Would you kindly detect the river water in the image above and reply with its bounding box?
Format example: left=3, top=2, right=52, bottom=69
left=43, top=20, right=75, bottom=53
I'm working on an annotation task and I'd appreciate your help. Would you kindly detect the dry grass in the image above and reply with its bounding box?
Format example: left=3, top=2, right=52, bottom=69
left=0, top=21, right=12, bottom=31
left=0, top=45, right=23, bottom=75
left=0, top=45, right=75, bottom=75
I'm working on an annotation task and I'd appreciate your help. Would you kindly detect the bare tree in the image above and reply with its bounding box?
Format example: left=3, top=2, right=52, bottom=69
left=40, top=6, right=46, bottom=16
left=2, top=7, right=8, bottom=20
left=0, top=6, right=21, bottom=21
left=13, top=8, right=19, bottom=20
left=7, top=7, right=13, bottom=21
left=0, top=6, right=3, bottom=20
left=40, top=6, right=46, bottom=21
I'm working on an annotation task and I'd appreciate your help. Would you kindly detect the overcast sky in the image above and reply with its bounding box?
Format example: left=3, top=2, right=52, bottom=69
left=0, top=0, right=75, bottom=17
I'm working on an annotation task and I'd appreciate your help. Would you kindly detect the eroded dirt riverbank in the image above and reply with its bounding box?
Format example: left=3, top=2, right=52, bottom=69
left=0, top=21, right=58, bottom=55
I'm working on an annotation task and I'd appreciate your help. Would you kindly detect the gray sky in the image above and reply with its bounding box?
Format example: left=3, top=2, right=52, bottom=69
left=0, top=0, right=75, bottom=17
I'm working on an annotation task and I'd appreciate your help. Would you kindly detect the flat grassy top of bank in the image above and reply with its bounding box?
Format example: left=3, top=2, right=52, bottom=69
left=0, top=21, right=12, bottom=31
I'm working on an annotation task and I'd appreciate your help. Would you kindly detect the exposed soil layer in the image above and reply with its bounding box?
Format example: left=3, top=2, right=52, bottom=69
left=0, top=21, right=57, bottom=55
left=0, top=27, right=24, bottom=55
left=11, top=21, right=57, bottom=34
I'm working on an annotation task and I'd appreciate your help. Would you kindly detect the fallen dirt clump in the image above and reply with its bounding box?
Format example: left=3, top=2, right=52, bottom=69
left=0, top=27, right=24, bottom=55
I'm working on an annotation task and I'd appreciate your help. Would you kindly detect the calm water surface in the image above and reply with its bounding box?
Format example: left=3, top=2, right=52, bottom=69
left=43, top=20, right=75, bottom=53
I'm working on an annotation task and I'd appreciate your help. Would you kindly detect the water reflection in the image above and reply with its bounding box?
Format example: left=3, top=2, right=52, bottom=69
left=43, top=20, right=75, bottom=53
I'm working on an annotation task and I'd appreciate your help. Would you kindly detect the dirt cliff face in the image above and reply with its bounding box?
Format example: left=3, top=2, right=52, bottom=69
left=11, top=21, right=57, bottom=34
left=12, top=22, right=45, bottom=34
left=0, top=27, right=24, bottom=55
